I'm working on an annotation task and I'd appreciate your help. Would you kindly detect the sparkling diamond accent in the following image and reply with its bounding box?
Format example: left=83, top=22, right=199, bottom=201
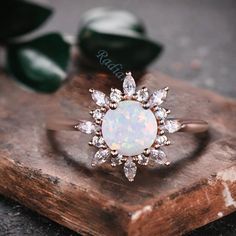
left=137, top=154, right=149, bottom=165
left=164, top=120, right=181, bottom=133
left=73, top=72, right=185, bottom=181
left=92, top=149, right=110, bottom=166
left=102, top=100, right=157, bottom=156
left=77, top=121, right=97, bottom=134
left=92, top=109, right=104, bottom=120
left=111, top=154, right=123, bottom=166
left=137, top=89, right=149, bottom=102
left=148, top=89, right=168, bottom=107
left=110, top=89, right=122, bottom=103
left=155, top=107, right=168, bottom=120
left=156, top=135, right=168, bottom=146
left=92, top=136, right=105, bottom=148
left=124, top=158, right=137, bottom=181
left=91, top=90, right=109, bottom=107
left=150, top=148, right=168, bottom=165
left=123, top=74, right=136, bottom=96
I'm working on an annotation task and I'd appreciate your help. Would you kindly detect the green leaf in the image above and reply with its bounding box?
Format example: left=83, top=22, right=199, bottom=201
left=7, top=33, right=71, bottom=93
left=77, top=7, right=163, bottom=70
left=0, top=0, right=53, bottom=42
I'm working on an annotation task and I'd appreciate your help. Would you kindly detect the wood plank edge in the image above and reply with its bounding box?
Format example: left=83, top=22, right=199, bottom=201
left=127, top=165, right=236, bottom=236
left=1, top=155, right=236, bottom=236
left=0, top=156, right=130, bottom=236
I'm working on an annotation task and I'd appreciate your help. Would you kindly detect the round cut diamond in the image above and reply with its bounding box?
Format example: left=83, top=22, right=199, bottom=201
left=102, top=101, right=157, bottom=156
left=92, top=136, right=105, bottom=148
left=137, top=89, right=149, bottom=102
left=92, top=109, right=104, bottom=120
left=110, top=89, right=122, bottom=103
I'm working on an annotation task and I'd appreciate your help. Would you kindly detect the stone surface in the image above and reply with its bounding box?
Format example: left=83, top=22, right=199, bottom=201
left=102, top=100, right=158, bottom=156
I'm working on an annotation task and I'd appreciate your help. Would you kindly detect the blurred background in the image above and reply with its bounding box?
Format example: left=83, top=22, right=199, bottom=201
left=33, top=0, right=236, bottom=97
left=0, top=0, right=236, bottom=235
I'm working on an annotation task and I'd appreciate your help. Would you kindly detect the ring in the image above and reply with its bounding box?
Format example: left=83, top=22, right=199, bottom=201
left=47, top=72, right=208, bottom=182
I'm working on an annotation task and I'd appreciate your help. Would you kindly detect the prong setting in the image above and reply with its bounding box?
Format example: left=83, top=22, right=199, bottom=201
left=80, top=72, right=176, bottom=181
left=109, top=102, right=118, bottom=110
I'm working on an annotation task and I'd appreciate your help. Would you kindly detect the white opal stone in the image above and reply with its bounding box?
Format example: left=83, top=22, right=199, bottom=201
left=102, top=101, right=157, bottom=156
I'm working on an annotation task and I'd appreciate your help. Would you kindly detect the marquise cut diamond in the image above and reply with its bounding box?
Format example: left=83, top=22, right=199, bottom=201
left=148, top=89, right=167, bottom=107
left=124, top=158, right=137, bottom=182
left=91, top=90, right=109, bottom=107
left=164, top=120, right=181, bottom=133
left=123, top=74, right=136, bottom=96
left=150, top=148, right=168, bottom=165
left=92, top=149, right=110, bottom=166
left=77, top=121, right=97, bottom=134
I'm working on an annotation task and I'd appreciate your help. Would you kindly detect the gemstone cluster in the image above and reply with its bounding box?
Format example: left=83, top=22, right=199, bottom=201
left=75, top=72, right=182, bottom=181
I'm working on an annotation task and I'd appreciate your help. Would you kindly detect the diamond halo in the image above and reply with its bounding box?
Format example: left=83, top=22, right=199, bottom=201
left=75, top=72, right=182, bottom=181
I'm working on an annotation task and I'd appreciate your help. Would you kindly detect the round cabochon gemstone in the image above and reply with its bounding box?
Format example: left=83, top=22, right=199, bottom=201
left=102, top=100, right=157, bottom=156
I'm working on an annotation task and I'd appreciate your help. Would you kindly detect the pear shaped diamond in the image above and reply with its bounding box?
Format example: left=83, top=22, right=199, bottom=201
left=124, top=158, right=137, bottom=182
left=150, top=148, right=168, bottom=165
left=92, top=149, right=110, bottom=166
left=91, top=90, right=109, bottom=107
left=148, top=88, right=168, bottom=107
left=123, top=73, right=136, bottom=96
left=164, top=120, right=181, bottom=133
left=77, top=121, right=97, bottom=134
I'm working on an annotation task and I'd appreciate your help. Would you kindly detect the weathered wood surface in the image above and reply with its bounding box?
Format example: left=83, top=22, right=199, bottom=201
left=0, top=72, right=236, bottom=236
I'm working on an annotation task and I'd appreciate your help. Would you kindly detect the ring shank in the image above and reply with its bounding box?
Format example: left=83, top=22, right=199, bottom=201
left=46, top=118, right=208, bottom=133
left=177, top=119, right=208, bottom=133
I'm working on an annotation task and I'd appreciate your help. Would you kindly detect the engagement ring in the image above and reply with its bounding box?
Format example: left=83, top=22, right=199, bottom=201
left=47, top=72, right=208, bottom=181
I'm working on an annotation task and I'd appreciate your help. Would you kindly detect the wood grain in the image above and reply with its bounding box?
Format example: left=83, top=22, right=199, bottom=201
left=0, top=71, right=236, bottom=236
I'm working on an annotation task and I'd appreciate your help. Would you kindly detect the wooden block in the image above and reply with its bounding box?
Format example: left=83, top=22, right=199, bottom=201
left=0, top=72, right=236, bottom=236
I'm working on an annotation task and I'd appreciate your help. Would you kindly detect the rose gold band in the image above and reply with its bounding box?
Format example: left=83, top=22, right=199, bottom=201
left=176, top=119, right=208, bottom=133
left=46, top=118, right=208, bottom=133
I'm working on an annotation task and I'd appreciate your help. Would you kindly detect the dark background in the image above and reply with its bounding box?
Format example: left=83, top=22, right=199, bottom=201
left=0, top=0, right=236, bottom=235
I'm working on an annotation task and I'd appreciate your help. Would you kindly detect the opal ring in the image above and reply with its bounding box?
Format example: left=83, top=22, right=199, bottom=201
left=47, top=72, right=208, bottom=181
